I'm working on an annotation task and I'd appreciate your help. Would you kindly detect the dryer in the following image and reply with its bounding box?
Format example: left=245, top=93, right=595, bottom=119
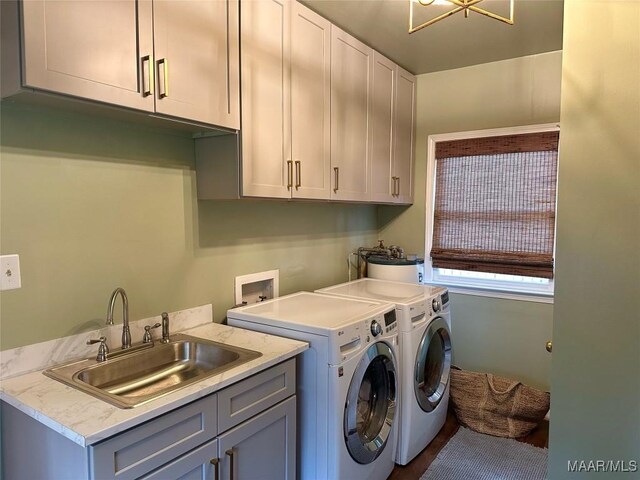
left=317, top=278, right=452, bottom=465
left=227, top=292, right=399, bottom=480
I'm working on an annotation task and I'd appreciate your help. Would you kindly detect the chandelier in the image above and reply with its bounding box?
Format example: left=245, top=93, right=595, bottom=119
left=409, top=0, right=515, bottom=34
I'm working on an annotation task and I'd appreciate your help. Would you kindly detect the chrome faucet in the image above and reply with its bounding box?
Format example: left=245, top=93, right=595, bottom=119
left=106, top=287, right=131, bottom=349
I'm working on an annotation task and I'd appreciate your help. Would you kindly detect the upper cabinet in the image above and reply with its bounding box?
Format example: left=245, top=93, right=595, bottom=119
left=330, top=27, right=374, bottom=202
left=18, top=1, right=154, bottom=111
left=290, top=2, right=332, bottom=200
left=153, top=1, right=240, bottom=128
left=4, top=0, right=416, bottom=203
left=195, top=1, right=415, bottom=204
left=370, top=54, right=416, bottom=205
left=370, top=52, right=397, bottom=203
left=393, top=67, right=417, bottom=204
left=240, top=0, right=291, bottom=198
left=240, top=0, right=331, bottom=200
left=2, top=0, right=239, bottom=129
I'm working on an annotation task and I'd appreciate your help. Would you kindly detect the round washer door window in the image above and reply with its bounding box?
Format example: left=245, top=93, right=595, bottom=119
left=344, top=342, right=397, bottom=464
left=414, top=317, right=452, bottom=412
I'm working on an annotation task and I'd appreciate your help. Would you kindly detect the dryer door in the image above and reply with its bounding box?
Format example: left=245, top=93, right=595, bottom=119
left=344, top=341, right=397, bottom=464
left=414, top=317, right=452, bottom=412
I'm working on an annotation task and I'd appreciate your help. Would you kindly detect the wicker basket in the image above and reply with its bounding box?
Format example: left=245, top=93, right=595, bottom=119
left=449, top=366, right=550, bottom=438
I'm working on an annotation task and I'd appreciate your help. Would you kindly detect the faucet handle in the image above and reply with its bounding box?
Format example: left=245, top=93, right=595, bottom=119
left=87, top=336, right=108, bottom=345
left=143, top=323, right=162, bottom=344
left=87, top=336, right=109, bottom=362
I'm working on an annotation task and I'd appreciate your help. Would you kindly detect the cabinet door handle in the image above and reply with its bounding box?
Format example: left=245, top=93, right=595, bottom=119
left=210, top=458, right=220, bottom=480
left=333, top=167, right=339, bottom=193
left=295, top=160, right=301, bottom=189
left=158, top=58, right=169, bottom=98
left=391, top=177, right=397, bottom=196
left=142, top=55, right=154, bottom=96
left=287, top=160, right=293, bottom=190
left=396, top=177, right=400, bottom=197
left=225, top=449, right=235, bottom=480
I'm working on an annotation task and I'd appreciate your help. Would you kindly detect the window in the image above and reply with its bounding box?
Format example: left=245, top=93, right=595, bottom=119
left=424, top=124, right=560, bottom=301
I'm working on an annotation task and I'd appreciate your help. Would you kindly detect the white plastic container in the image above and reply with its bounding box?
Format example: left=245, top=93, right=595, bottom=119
left=367, top=257, right=424, bottom=284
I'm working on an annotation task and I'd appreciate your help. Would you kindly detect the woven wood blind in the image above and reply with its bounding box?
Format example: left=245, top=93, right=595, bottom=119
left=431, top=131, right=559, bottom=279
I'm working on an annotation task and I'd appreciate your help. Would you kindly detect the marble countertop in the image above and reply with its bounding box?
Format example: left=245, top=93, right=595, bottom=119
left=0, top=323, right=307, bottom=447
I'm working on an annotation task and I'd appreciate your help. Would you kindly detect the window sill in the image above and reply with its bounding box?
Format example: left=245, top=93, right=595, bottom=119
left=422, top=281, right=554, bottom=304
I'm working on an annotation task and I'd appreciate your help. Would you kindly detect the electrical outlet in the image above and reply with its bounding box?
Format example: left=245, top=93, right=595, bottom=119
left=0, top=254, right=22, bottom=291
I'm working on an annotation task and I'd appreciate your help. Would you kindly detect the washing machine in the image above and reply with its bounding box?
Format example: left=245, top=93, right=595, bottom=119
left=317, top=278, right=452, bottom=465
left=227, top=292, right=399, bottom=480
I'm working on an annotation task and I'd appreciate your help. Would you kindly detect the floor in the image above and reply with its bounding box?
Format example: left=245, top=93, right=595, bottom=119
left=388, top=410, right=550, bottom=480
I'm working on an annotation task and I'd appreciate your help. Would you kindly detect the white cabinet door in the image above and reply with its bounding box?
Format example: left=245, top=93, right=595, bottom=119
left=20, top=0, right=154, bottom=111
left=393, top=66, right=417, bottom=204
left=290, top=2, right=331, bottom=200
left=240, top=0, right=291, bottom=199
left=370, top=52, right=396, bottom=203
left=153, top=0, right=240, bottom=129
left=330, top=26, right=373, bottom=202
left=218, top=397, right=296, bottom=480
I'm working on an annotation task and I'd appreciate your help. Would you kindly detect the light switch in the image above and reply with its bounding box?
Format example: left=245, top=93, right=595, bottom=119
left=0, top=254, right=22, bottom=291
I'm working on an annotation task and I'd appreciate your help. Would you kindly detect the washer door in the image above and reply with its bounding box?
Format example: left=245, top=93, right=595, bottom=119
left=344, top=342, right=397, bottom=464
left=414, top=317, right=452, bottom=412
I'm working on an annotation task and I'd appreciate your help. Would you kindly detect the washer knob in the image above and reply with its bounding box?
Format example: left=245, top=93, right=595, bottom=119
left=432, top=298, right=441, bottom=312
left=370, top=320, right=382, bottom=337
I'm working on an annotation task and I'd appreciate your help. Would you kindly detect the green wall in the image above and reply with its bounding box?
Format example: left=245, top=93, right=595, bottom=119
left=0, top=103, right=377, bottom=350
left=548, top=0, right=640, bottom=476
left=378, top=51, right=563, bottom=389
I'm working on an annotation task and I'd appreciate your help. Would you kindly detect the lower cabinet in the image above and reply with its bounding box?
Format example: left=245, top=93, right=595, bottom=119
left=90, top=394, right=220, bottom=479
left=218, top=397, right=296, bottom=480
left=141, top=397, right=296, bottom=480
left=140, top=439, right=219, bottom=480
left=1, top=359, right=296, bottom=480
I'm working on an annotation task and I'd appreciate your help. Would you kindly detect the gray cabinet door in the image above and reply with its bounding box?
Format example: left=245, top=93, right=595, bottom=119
left=218, top=396, right=296, bottom=480
left=140, top=439, right=220, bottom=480
left=240, top=0, right=291, bottom=199
left=330, top=26, right=373, bottom=202
left=153, top=0, right=240, bottom=129
left=90, top=395, right=218, bottom=480
left=20, top=0, right=154, bottom=111
left=393, top=66, right=416, bottom=205
left=218, top=359, right=295, bottom=433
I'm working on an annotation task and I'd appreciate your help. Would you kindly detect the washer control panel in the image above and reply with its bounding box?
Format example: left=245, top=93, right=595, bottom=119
left=382, top=309, right=398, bottom=334
left=364, top=311, right=397, bottom=339
left=333, top=307, right=397, bottom=363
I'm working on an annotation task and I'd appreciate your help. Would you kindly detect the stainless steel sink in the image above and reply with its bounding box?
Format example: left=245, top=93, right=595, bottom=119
left=43, top=334, right=262, bottom=408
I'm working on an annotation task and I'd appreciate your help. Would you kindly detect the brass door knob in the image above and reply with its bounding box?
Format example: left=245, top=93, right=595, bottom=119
left=546, top=340, right=553, bottom=353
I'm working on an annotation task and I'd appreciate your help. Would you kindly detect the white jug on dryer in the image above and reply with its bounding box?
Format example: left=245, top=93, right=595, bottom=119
left=367, top=256, right=425, bottom=284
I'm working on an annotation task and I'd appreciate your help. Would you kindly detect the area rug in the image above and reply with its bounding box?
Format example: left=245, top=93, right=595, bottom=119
left=419, top=427, right=548, bottom=480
